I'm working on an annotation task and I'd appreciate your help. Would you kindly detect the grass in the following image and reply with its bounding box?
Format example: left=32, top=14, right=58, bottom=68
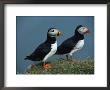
left=25, top=59, right=94, bottom=74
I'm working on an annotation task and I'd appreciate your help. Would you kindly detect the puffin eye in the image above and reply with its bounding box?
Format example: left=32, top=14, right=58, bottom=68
left=83, top=27, right=86, bottom=29
left=51, top=30, right=54, bottom=32
left=80, top=27, right=85, bottom=31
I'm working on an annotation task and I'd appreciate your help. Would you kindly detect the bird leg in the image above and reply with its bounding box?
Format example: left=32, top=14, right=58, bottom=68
left=70, top=55, right=73, bottom=60
left=66, top=54, right=69, bottom=60
left=66, top=54, right=73, bottom=60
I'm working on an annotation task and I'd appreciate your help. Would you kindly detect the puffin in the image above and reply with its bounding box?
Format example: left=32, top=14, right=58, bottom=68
left=56, top=25, right=90, bottom=60
left=25, top=28, right=62, bottom=69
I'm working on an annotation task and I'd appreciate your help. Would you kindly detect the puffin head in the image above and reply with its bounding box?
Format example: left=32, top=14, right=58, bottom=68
left=75, top=25, right=90, bottom=35
left=47, top=28, right=62, bottom=37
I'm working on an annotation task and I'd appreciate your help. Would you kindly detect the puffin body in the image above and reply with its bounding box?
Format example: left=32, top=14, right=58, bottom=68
left=56, top=25, right=90, bottom=59
left=69, top=39, right=84, bottom=56
left=43, top=41, right=57, bottom=62
left=25, top=36, right=57, bottom=61
left=25, top=28, right=62, bottom=68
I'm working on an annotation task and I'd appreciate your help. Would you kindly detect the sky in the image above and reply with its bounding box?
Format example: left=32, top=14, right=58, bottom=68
left=16, top=16, right=94, bottom=74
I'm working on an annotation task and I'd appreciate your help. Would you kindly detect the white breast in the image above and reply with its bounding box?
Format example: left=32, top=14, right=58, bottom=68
left=43, top=41, right=57, bottom=62
left=69, top=40, right=84, bottom=56
left=75, top=40, right=84, bottom=49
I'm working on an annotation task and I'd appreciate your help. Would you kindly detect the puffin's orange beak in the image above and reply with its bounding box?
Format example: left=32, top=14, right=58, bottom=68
left=87, top=30, right=90, bottom=33
left=57, top=31, right=63, bottom=36
left=84, top=29, right=90, bottom=34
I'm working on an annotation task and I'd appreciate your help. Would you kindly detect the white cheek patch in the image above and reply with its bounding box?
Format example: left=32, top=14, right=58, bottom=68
left=48, top=32, right=56, bottom=36
left=78, top=27, right=88, bottom=34
left=48, top=29, right=59, bottom=36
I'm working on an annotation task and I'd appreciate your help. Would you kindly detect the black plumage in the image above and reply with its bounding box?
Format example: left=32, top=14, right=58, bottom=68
left=25, top=34, right=56, bottom=61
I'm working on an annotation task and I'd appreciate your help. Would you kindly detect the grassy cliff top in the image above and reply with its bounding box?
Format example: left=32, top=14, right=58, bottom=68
left=25, top=59, right=94, bottom=74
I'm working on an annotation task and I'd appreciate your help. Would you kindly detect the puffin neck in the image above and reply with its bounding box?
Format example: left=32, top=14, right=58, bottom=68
left=46, top=34, right=56, bottom=44
left=74, top=31, right=84, bottom=40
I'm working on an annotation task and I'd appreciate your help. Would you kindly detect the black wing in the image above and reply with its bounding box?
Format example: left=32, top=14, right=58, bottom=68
left=25, top=42, right=51, bottom=61
left=56, top=36, right=77, bottom=54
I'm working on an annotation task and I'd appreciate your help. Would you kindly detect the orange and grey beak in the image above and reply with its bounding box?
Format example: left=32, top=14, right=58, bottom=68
left=57, top=31, right=63, bottom=36
left=84, top=29, right=90, bottom=34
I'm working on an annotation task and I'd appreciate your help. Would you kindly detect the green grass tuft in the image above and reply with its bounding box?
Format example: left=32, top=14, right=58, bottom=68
left=25, top=59, right=94, bottom=74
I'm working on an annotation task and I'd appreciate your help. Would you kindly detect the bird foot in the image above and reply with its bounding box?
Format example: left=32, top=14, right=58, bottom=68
left=43, top=63, right=52, bottom=69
